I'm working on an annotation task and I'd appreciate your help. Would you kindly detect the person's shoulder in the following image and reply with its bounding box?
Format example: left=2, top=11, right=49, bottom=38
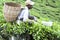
left=21, top=6, right=28, bottom=9
left=20, top=6, right=28, bottom=12
left=21, top=6, right=25, bottom=10
left=24, top=7, right=28, bottom=9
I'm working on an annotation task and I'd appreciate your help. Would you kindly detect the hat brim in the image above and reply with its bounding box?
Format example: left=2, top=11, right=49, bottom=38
left=25, top=1, right=35, bottom=5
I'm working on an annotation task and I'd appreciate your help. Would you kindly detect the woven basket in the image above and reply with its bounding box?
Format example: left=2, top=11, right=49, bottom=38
left=4, top=2, right=21, bottom=22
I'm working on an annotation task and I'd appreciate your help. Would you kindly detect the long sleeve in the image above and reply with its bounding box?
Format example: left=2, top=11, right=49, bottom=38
left=18, top=7, right=29, bottom=22
left=18, top=10, right=25, bottom=20
left=23, top=8, right=29, bottom=22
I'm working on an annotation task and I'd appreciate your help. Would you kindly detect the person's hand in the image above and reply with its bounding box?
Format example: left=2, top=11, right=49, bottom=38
left=16, top=20, right=21, bottom=25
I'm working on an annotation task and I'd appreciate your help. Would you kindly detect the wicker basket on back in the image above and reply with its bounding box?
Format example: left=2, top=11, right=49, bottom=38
left=4, top=2, right=21, bottom=22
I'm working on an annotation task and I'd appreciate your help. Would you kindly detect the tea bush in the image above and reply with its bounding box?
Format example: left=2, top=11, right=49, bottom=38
left=24, top=20, right=60, bottom=40
left=1, top=20, right=60, bottom=40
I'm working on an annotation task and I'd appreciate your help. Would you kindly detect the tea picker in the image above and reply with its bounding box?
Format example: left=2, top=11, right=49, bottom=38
left=16, top=0, right=37, bottom=25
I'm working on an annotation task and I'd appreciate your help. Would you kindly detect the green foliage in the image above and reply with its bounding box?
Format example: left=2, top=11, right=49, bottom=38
left=0, top=0, right=60, bottom=40
left=26, top=21, right=60, bottom=40
left=0, top=22, right=26, bottom=36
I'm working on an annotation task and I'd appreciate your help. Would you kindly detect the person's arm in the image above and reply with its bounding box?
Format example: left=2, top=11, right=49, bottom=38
left=23, top=9, right=29, bottom=22
left=18, top=9, right=25, bottom=20
left=16, top=10, right=25, bottom=25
